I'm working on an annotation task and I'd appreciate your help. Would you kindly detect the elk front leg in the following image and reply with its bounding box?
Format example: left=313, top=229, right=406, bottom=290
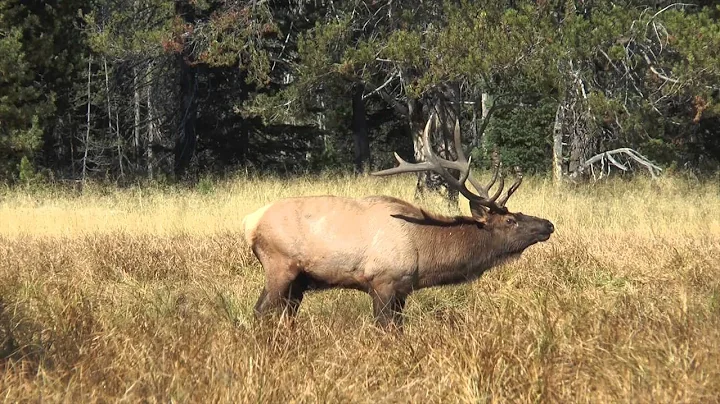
left=371, top=287, right=407, bottom=330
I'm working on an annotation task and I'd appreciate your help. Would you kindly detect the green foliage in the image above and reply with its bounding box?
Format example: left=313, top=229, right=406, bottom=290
left=3, top=0, right=720, bottom=182
left=0, top=5, right=53, bottom=179
left=196, top=174, right=215, bottom=195
left=18, top=155, right=43, bottom=185
left=84, top=0, right=174, bottom=59
left=192, top=4, right=277, bottom=87
left=481, top=101, right=556, bottom=175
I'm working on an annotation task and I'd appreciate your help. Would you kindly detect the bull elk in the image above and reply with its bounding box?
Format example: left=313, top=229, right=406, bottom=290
left=243, top=113, right=554, bottom=328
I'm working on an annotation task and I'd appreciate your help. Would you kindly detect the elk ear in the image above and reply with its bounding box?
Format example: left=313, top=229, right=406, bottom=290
left=469, top=203, right=489, bottom=226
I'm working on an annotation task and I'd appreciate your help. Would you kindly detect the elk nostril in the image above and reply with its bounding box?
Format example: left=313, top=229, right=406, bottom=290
left=547, top=222, right=555, bottom=233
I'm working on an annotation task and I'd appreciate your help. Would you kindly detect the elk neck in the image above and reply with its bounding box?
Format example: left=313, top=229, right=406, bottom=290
left=407, top=215, right=511, bottom=289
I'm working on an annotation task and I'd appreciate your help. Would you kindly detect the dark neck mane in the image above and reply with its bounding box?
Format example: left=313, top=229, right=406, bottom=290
left=378, top=195, right=518, bottom=289
left=390, top=208, right=478, bottom=227
left=396, top=212, right=511, bottom=289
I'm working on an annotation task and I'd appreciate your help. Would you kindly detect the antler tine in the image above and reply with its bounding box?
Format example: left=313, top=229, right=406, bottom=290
left=452, top=118, right=470, bottom=164
left=485, top=150, right=501, bottom=191
left=451, top=118, right=490, bottom=199
left=370, top=152, right=437, bottom=177
left=421, top=112, right=437, bottom=160
left=451, top=119, right=507, bottom=204
left=497, top=167, right=523, bottom=207
left=420, top=114, right=481, bottom=203
left=371, top=113, right=462, bottom=177
left=489, top=169, right=504, bottom=201
left=370, top=114, right=448, bottom=176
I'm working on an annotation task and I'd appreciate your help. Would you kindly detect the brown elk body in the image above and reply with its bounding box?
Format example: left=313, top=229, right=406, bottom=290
left=244, top=114, right=554, bottom=328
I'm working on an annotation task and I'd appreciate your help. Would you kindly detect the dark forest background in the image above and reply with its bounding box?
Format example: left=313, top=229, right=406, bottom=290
left=2, top=0, right=719, bottom=189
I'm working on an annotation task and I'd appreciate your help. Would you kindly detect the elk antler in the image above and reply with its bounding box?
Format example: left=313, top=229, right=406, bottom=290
left=497, top=166, right=523, bottom=207
left=372, top=113, right=523, bottom=213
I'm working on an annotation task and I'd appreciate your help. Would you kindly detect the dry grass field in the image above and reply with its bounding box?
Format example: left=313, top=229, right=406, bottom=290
left=1, top=174, right=719, bottom=403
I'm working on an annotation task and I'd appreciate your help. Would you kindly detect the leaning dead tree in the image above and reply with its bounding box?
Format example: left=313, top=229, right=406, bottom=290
left=570, top=148, right=662, bottom=181
left=551, top=4, right=691, bottom=185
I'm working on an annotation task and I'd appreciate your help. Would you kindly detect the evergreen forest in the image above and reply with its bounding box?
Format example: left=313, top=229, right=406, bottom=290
left=2, top=0, right=719, bottom=189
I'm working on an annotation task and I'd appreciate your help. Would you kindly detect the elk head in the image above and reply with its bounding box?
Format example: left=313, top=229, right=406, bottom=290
left=372, top=113, right=554, bottom=253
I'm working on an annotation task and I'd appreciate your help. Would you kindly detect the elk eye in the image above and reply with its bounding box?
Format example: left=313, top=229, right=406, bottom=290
left=506, top=218, right=516, bottom=225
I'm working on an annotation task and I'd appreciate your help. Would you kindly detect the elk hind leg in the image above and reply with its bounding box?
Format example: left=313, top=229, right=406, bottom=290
left=371, top=288, right=407, bottom=330
left=284, top=273, right=310, bottom=317
left=254, top=259, right=306, bottom=321
left=253, top=287, right=270, bottom=316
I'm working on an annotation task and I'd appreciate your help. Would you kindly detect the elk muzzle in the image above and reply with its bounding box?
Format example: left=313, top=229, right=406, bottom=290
left=537, top=219, right=554, bottom=241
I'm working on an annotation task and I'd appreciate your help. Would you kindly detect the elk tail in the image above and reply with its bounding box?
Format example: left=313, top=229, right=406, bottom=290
left=241, top=204, right=271, bottom=246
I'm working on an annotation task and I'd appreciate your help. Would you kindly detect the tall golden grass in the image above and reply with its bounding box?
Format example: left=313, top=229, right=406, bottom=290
left=1, top=174, right=719, bottom=402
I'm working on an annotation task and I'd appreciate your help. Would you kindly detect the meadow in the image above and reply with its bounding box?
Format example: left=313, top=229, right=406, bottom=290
left=1, top=174, right=719, bottom=403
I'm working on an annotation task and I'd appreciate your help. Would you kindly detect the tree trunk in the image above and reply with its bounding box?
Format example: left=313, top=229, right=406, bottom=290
left=316, top=94, right=329, bottom=153
left=408, top=98, right=433, bottom=200
left=174, top=56, right=198, bottom=179
left=568, top=109, right=593, bottom=176
left=239, top=125, right=249, bottom=166
left=146, top=63, right=155, bottom=180
left=552, top=103, right=564, bottom=185
left=480, top=92, right=492, bottom=153
left=352, top=84, right=371, bottom=174
left=432, top=84, right=460, bottom=204
left=116, top=112, right=121, bottom=175
left=82, top=56, right=92, bottom=185
left=133, top=65, right=141, bottom=171
left=471, top=105, right=478, bottom=149
left=104, top=57, right=123, bottom=178
left=558, top=70, right=598, bottom=181
left=408, top=86, right=462, bottom=207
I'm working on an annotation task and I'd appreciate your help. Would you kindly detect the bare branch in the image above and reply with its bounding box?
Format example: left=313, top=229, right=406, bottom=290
left=641, top=52, right=680, bottom=84
left=580, top=148, right=662, bottom=179
left=652, top=3, right=695, bottom=19
left=362, top=72, right=397, bottom=100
